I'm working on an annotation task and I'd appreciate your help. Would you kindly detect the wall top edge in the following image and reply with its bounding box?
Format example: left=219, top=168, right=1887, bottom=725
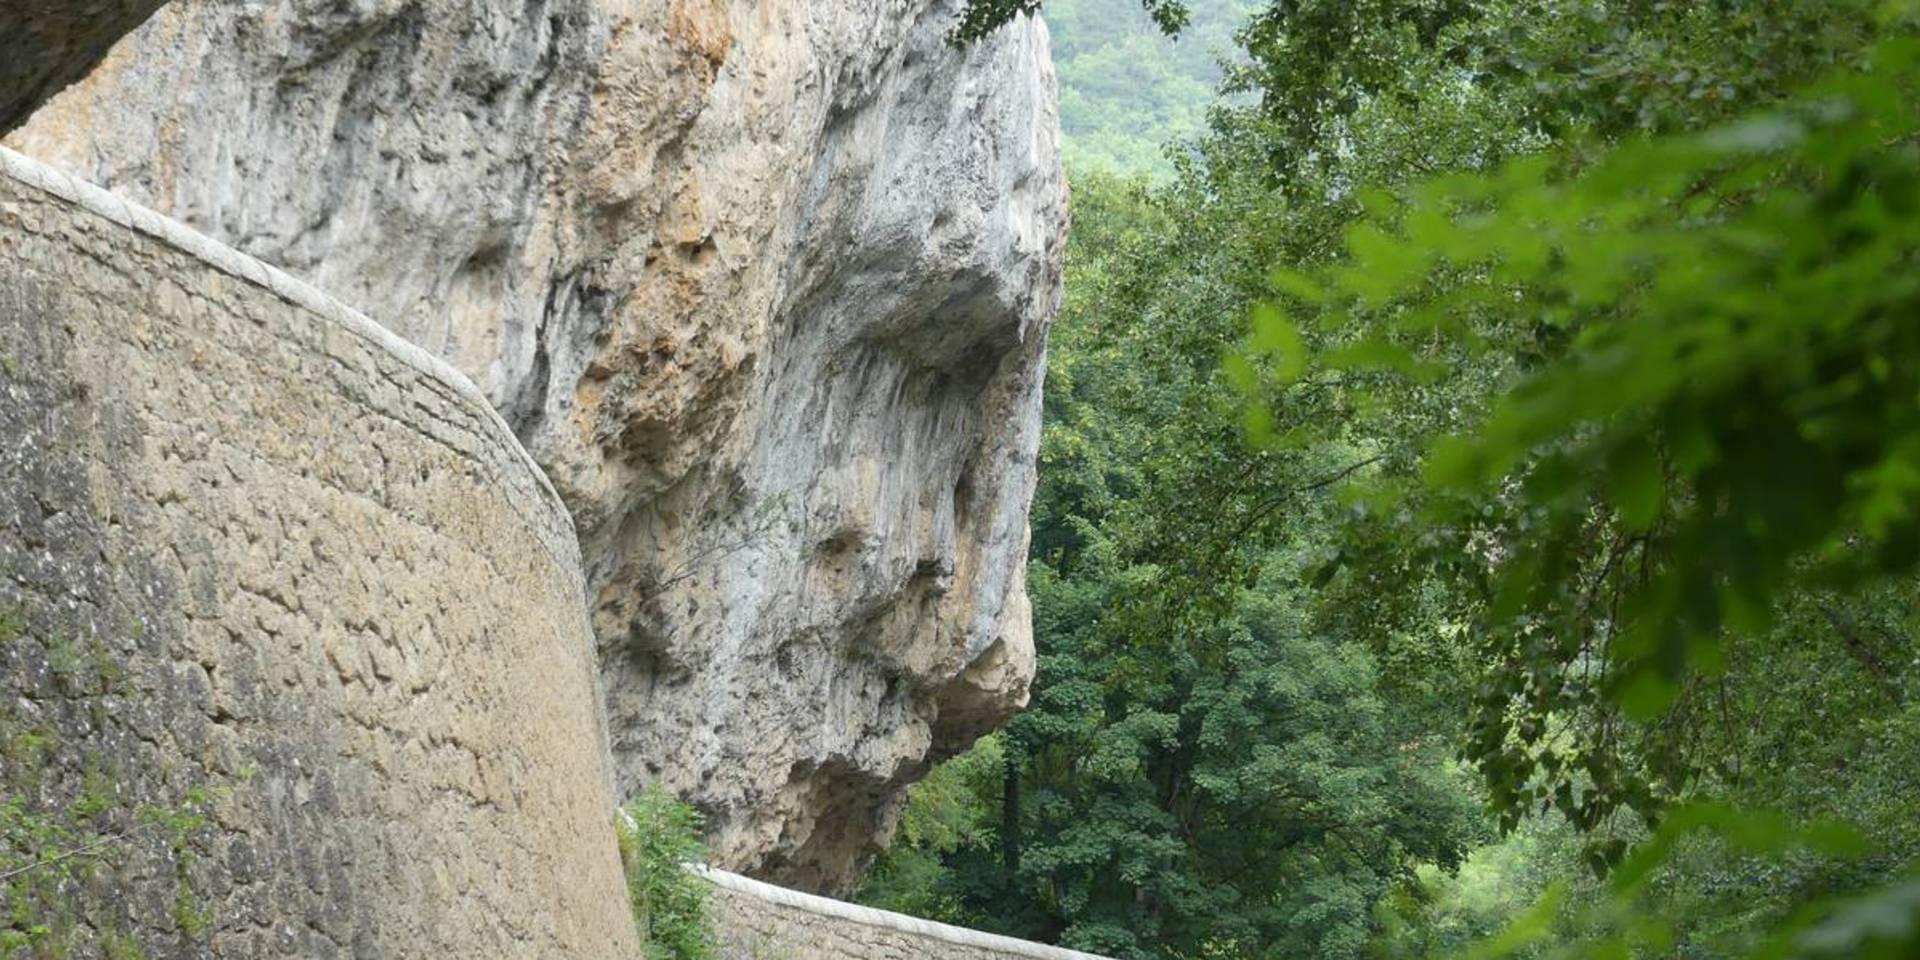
left=693, top=865, right=1119, bottom=960
left=0, top=145, right=576, bottom=558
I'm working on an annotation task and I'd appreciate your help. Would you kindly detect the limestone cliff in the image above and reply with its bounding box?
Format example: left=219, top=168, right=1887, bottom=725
left=9, top=0, right=1066, bottom=894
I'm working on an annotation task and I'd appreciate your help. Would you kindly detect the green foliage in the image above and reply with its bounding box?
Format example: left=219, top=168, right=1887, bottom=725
left=1373, top=817, right=1582, bottom=958
left=857, top=736, right=1005, bottom=920
left=99, top=931, right=145, bottom=960
left=1223, top=5, right=1920, bottom=958
left=955, top=0, right=1189, bottom=43
left=0, top=604, right=217, bottom=957
left=1382, top=803, right=1920, bottom=960
left=0, top=782, right=217, bottom=953
left=861, top=167, right=1485, bottom=959
left=617, top=788, right=715, bottom=960
left=41, top=637, right=81, bottom=693
left=1795, top=873, right=1920, bottom=959
left=1238, top=14, right=1920, bottom=852
left=934, top=2, right=1920, bottom=958
left=954, top=0, right=1258, bottom=180
left=1046, top=0, right=1257, bottom=179
left=896, top=735, right=1008, bottom=854
left=1016, top=558, right=1481, bottom=959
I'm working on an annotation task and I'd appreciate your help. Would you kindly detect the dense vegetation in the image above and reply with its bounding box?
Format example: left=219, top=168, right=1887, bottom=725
left=867, top=1, right=1920, bottom=957
left=1043, top=0, right=1255, bottom=178
left=618, top=789, right=716, bottom=960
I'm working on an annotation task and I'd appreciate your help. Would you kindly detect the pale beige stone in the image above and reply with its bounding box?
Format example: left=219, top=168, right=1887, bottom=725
left=0, top=147, right=638, bottom=957
left=700, top=867, right=1116, bottom=960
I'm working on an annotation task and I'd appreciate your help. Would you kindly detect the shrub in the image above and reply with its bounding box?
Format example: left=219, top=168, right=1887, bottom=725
left=616, top=788, right=715, bottom=960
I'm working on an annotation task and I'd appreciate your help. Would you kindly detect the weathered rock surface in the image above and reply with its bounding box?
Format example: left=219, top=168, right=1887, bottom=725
left=0, top=0, right=168, bottom=133
left=9, top=0, right=1066, bottom=893
left=0, top=148, right=638, bottom=956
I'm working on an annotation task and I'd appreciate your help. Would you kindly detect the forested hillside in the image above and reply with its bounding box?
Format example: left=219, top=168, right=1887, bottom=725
left=1044, top=0, right=1253, bottom=177
left=869, top=1, right=1920, bottom=958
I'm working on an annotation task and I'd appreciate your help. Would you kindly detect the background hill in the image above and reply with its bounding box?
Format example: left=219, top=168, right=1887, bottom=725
left=1046, top=0, right=1253, bottom=178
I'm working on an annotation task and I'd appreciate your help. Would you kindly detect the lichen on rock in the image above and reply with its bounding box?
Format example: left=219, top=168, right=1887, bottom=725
left=8, top=0, right=1067, bottom=895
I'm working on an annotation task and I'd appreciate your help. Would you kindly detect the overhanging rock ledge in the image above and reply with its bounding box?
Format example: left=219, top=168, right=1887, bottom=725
left=7, top=0, right=1069, bottom=895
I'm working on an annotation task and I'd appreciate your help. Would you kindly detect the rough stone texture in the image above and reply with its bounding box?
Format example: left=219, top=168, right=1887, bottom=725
left=0, top=0, right=169, bottom=134
left=8, top=0, right=1068, bottom=894
left=700, top=867, right=1115, bottom=960
left=0, top=148, right=639, bottom=957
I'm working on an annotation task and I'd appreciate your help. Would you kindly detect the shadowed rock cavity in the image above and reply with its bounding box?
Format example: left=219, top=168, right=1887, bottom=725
left=9, top=0, right=1067, bottom=895
left=0, top=0, right=169, bottom=133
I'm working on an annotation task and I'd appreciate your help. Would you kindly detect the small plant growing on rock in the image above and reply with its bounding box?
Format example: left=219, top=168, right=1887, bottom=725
left=616, top=788, right=715, bottom=960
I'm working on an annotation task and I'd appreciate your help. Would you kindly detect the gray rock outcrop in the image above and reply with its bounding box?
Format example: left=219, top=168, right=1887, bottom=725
left=8, top=0, right=1066, bottom=894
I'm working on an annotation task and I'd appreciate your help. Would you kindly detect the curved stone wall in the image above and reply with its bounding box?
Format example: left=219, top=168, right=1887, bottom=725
left=0, top=147, right=638, bottom=956
left=699, top=867, right=1114, bottom=960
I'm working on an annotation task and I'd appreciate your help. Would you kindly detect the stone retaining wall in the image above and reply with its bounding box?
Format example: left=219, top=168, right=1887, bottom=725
left=0, top=147, right=639, bottom=957
left=699, top=866, right=1115, bottom=960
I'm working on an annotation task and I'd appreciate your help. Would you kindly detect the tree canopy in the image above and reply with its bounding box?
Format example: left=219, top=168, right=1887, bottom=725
left=1045, top=0, right=1256, bottom=178
left=890, top=2, right=1920, bottom=957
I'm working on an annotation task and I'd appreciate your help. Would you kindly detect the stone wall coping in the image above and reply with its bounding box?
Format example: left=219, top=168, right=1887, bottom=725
left=0, top=145, right=573, bottom=541
left=691, top=865, right=1118, bottom=960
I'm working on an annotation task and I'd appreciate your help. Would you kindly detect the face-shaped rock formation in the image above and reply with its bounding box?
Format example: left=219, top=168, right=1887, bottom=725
left=8, top=0, right=1065, bottom=895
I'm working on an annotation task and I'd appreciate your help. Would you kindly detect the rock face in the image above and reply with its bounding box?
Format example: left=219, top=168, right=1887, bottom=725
left=0, top=0, right=168, bottom=133
left=0, top=148, right=638, bottom=956
left=9, top=0, right=1067, bottom=894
